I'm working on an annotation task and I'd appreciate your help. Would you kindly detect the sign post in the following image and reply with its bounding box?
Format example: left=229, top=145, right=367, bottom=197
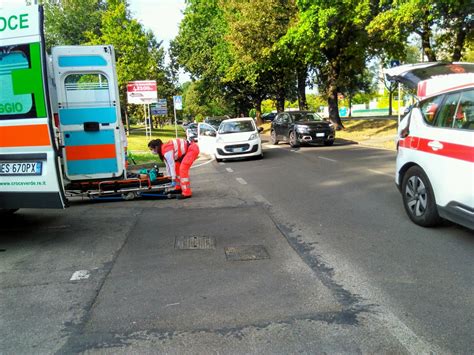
left=127, top=80, right=158, bottom=138
left=173, top=95, right=183, bottom=138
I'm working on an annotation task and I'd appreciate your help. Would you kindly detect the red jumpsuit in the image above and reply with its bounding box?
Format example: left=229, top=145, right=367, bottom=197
left=161, top=138, right=200, bottom=197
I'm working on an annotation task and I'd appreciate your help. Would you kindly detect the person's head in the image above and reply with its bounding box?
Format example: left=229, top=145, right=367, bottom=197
left=148, top=139, right=163, bottom=159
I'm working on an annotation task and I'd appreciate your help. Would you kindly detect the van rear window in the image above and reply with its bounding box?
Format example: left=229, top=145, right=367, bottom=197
left=0, top=43, right=46, bottom=120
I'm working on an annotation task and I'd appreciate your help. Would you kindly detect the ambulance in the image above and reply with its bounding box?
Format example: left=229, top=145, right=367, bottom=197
left=0, top=5, right=169, bottom=214
left=387, top=62, right=474, bottom=230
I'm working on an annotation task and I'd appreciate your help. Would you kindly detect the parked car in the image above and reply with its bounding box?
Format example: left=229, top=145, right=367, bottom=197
left=204, top=115, right=231, bottom=129
left=214, top=117, right=263, bottom=162
left=185, top=123, right=198, bottom=142
left=270, top=111, right=335, bottom=147
left=262, top=112, right=277, bottom=121
left=387, top=62, right=474, bottom=229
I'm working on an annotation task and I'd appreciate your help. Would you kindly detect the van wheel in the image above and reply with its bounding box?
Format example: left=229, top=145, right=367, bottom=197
left=324, top=139, right=335, bottom=146
left=401, top=166, right=441, bottom=227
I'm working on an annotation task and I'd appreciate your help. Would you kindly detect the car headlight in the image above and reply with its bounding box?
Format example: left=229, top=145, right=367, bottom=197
left=248, top=133, right=257, bottom=140
left=296, top=125, right=309, bottom=133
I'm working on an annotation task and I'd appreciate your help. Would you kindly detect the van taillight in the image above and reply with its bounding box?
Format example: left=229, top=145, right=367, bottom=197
left=54, top=113, right=59, bottom=127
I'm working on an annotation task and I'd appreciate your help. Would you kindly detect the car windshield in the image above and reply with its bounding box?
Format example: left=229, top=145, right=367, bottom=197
left=207, top=119, right=224, bottom=128
left=291, top=112, right=323, bottom=122
left=219, top=120, right=255, bottom=134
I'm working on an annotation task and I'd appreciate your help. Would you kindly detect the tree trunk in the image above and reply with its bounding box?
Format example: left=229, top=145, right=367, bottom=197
left=388, top=89, right=393, bottom=116
left=276, top=87, right=285, bottom=113
left=327, top=85, right=343, bottom=129
left=255, top=98, right=263, bottom=126
left=348, top=95, right=352, bottom=118
left=420, top=25, right=436, bottom=62
left=452, top=22, right=466, bottom=61
left=297, top=65, right=308, bottom=110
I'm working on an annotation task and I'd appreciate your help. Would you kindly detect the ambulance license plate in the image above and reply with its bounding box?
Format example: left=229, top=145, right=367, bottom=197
left=0, top=162, right=43, bottom=176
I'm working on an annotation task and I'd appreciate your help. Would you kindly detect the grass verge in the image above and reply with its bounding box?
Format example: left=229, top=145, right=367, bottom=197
left=126, top=124, right=186, bottom=166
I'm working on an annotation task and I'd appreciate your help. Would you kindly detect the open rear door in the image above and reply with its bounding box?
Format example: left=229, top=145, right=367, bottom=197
left=51, top=45, right=125, bottom=181
left=0, top=5, right=66, bottom=209
left=197, top=123, right=217, bottom=155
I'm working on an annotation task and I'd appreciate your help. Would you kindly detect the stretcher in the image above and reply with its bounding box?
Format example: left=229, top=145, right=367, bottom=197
left=64, top=172, right=173, bottom=201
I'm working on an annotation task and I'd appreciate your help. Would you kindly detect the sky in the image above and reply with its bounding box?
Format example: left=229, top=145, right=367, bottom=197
left=128, top=0, right=189, bottom=82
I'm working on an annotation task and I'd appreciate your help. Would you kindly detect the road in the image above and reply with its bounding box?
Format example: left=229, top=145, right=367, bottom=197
left=0, top=139, right=472, bottom=354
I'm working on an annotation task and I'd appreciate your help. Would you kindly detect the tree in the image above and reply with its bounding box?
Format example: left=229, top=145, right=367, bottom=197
left=86, top=0, right=175, bottom=121
left=223, top=0, right=299, bottom=122
left=368, top=0, right=474, bottom=62
left=43, top=0, right=105, bottom=51
left=283, top=0, right=378, bottom=129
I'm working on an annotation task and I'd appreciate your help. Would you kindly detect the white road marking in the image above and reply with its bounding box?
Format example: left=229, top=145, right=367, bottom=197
left=368, top=169, right=393, bottom=177
left=263, top=144, right=280, bottom=149
left=226, top=168, right=234, bottom=173
left=255, top=194, right=271, bottom=206
left=236, top=177, right=247, bottom=185
left=70, top=270, right=90, bottom=281
left=191, top=157, right=215, bottom=169
left=318, top=156, right=337, bottom=162
left=165, top=303, right=180, bottom=307
left=373, top=309, right=442, bottom=354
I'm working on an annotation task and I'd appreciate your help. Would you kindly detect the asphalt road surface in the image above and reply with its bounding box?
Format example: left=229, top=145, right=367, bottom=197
left=0, top=139, right=472, bottom=354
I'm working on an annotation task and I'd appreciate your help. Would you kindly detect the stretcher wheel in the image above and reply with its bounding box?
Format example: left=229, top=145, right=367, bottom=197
left=121, top=192, right=137, bottom=201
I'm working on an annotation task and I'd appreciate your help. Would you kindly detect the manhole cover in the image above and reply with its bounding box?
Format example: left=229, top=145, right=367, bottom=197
left=224, top=245, right=270, bottom=261
left=175, top=236, right=216, bottom=250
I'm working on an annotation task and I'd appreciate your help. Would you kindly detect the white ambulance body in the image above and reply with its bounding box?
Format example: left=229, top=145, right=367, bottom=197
left=0, top=5, right=126, bottom=211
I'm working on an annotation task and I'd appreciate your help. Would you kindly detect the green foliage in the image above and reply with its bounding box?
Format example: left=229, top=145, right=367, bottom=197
left=43, top=0, right=177, bottom=121
left=368, top=0, right=474, bottom=62
left=43, top=0, right=105, bottom=51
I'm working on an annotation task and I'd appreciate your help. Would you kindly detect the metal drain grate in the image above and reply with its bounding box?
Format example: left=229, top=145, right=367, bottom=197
left=224, top=245, right=270, bottom=261
left=175, top=236, right=216, bottom=250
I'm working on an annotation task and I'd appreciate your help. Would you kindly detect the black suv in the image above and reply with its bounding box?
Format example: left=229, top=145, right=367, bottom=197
left=271, top=111, right=335, bottom=147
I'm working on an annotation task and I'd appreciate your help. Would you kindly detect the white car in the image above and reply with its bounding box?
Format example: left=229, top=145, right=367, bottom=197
left=215, top=118, right=263, bottom=162
left=387, top=62, right=474, bottom=229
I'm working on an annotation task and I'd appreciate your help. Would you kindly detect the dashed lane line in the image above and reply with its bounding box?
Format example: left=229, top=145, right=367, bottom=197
left=236, top=177, right=247, bottom=185
left=368, top=169, right=393, bottom=177
left=226, top=168, right=234, bottom=173
left=70, top=270, right=90, bottom=281
left=318, top=156, right=338, bottom=162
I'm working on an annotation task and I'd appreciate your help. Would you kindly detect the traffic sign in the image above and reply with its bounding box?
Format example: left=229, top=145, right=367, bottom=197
left=173, top=95, right=183, bottom=110
left=127, top=80, right=157, bottom=104
left=151, top=99, right=167, bottom=115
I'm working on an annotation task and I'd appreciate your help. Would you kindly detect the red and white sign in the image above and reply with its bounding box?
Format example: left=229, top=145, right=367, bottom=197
left=127, top=80, right=157, bottom=104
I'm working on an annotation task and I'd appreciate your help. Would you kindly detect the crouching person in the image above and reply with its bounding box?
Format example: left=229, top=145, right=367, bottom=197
left=148, top=138, right=200, bottom=199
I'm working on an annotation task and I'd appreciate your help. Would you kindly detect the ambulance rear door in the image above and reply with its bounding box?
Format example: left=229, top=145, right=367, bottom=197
left=0, top=5, right=66, bottom=209
left=51, top=46, right=125, bottom=181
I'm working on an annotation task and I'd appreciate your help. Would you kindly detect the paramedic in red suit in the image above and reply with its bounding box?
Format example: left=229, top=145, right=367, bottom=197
left=148, top=138, right=200, bottom=199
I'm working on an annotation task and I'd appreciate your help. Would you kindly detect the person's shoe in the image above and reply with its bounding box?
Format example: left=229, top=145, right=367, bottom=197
left=176, top=194, right=191, bottom=200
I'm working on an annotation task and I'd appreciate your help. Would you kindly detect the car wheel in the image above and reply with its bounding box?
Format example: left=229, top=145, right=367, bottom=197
left=289, top=131, right=299, bottom=148
left=270, top=130, right=279, bottom=145
left=324, top=139, right=335, bottom=146
left=401, top=166, right=441, bottom=227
